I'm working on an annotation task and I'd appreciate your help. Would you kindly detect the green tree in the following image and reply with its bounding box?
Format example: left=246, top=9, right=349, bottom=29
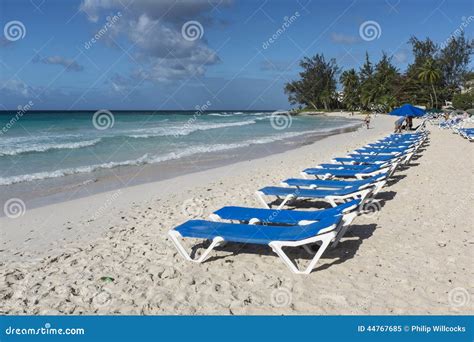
left=452, top=92, right=474, bottom=110
left=359, top=52, right=376, bottom=110
left=439, top=33, right=474, bottom=92
left=403, top=37, right=439, bottom=107
left=376, top=94, right=397, bottom=112
left=418, top=58, right=441, bottom=108
left=373, top=53, right=400, bottom=111
left=285, top=54, right=340, bottom=110
left=340, top=68, right=360, bottom=113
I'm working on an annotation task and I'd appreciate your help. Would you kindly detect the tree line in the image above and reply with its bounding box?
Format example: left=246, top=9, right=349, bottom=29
left=285, top=34, right=473, bottom=112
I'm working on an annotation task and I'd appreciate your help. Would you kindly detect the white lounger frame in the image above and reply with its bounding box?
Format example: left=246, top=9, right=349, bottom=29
left=168, top=211, right=359, bottom=275
left=300, top=166, right=391, bottom=181
left=254, top=186, right=375, bottom=210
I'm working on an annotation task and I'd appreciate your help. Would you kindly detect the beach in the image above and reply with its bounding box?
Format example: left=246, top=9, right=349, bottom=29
left=1, top=113, right=472, bottom=315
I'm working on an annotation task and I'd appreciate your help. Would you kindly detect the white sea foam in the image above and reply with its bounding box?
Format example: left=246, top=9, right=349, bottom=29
left=0, top=134, right=83, bottom=145
left=0, top=123, right=361, bottom=186
left=208, top=113, right=234, bottom=117
left=0, top=139, right=101, bottom=156
left=127, top=120, right=257, bottom=138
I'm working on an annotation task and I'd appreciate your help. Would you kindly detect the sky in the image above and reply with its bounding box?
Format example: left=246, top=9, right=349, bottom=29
left=0, top=0, right=473, bottom=110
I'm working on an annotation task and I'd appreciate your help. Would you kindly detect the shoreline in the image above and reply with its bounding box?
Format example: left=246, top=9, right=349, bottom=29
left=0, top=116, right=362, bottom=211
left=1, top=113, right=472, bottom=315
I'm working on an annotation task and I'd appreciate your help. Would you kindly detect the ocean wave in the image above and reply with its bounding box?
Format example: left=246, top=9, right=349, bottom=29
left=208, top=113, right=234, bottom=117
left=0, top=139, right=101, bottom=156
left=0, top=145, right=241, bottom=185
left=127, top=120, right=257, bottom=138
left=207, top=111, right=260, bottom=117
left=0, top=133, right=83, bottom=145
left=0, top=122, right=361, bottom=186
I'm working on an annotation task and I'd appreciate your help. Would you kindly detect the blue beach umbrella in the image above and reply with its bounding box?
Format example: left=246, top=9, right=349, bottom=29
left=388, top=104, right=426, bottom=117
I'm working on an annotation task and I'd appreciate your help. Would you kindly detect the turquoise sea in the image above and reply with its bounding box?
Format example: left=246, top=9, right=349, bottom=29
left=0, top=110, right=359, bottom=187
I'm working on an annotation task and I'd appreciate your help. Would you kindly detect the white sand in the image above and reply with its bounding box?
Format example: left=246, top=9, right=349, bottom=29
left=1, top=113, right=472, bottom=315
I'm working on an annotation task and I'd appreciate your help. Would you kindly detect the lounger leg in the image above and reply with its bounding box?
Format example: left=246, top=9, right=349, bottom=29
left=255, top=191, right=270, bottom=209
left=168, top=230, right=224, bottom=263
left=277, top=195, right=296, bottom=209
left=357, top=189, right=373, bottom=208
left=269, top=232, right=336, bottom=275
left=209, top=214, right=222, bottom=222
left=331, top=211, right=358, bottom=247
left=388, top=161, right=400, bottom=177
left=373, top=180, right=387, bottom=195
left=403, top=152, right=414, bottom=164
left=325, top=197, right=338, bottom=207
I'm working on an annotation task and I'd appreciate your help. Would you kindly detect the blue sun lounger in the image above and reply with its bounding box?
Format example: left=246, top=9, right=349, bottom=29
left=301, top=162, right=394, bottom=180
left=355, top=146, right=412, bottom=154
left=332, top=154, right=400, bottom=165
left=458, top=128, right=474, bottom=141
left=211, top=199, right=360, bottom=226
left=365, top=139, right=419, bottom=147
left=317, top=163, right=390, bottom=170
left=365, top=141, right=417, bottom=149
left=378, top=134, right=426, bottom=142
left=255, top=184, right=376, bottom=209
left=384, top=133, right=427, bottom=141
left=281, top=172, right=388, bottom=191
left=168, top=215, right=351, bottom=274
left=352, top=145, right=416, bottom=163
left=210, top=199, right=362, bottom=249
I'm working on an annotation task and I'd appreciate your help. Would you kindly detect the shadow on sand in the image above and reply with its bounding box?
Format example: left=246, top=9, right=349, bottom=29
left=195, top=223, right=378, bottom=274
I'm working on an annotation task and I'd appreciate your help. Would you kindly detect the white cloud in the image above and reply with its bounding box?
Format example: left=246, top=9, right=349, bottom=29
left=330, top=32, right=359, bottom=44
left=33, top=55, right=84, bottom=72
left=80, top=0, right=231, bottom=24
left=79, top=0, right=229, bottom=82
left=1, top=79, right=33, bottom=97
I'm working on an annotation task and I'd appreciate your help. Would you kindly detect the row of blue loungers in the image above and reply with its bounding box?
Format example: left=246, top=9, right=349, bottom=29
left=455, top=128, right=474, bottom=142
left=169, top=131, right=429, bottom=274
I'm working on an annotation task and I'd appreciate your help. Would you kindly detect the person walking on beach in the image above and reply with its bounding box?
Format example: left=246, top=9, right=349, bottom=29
left=394, top=117, right=405, bottom=133
left=407, top=116, right=413, bottom=130
left=364, top=114, right=371, bottom=129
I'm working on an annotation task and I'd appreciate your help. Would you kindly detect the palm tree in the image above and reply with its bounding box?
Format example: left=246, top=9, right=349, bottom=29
left=377, top=94, right=397, bottom=112
left=340, top=69, right=360, bottom=114
left=418, top=59, right=440, bottom=108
